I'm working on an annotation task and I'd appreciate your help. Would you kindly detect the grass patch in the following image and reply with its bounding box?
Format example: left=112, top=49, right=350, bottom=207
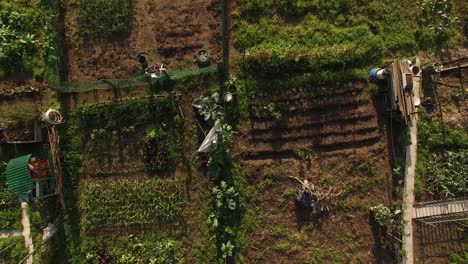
left=340, top=232, right=363, bottom=251
left=270, top=223, right=289, bottom=237
left=0, top=162, right=21, bottom=230
left=76, top=0, right=132, bottom=40
left=272, top=241, right=298, bottom=255
left=0, top=236, right=28, bottom=263
left=258, top=164, right=287, bottom=190
left=0, top=98, right=38, bottom=123
left=282, top=188, right=297, bottom=199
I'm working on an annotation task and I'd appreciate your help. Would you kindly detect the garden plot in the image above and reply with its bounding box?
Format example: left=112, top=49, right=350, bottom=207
left=79, top=178, right=186, bottom=236
left=234, top=83, right=394, bottom=263
left=77, top=178, right=186, bottom=262
left=414, top=220, right=467, bottom=263
left=64, top=0, right=221, bottom=81
left=74, top=97, right=182, bottom=178
left=415, top=57, right=468, bottom=202
left=81, top=127, right=146, bottom=178
left=432, top=58, right=468, bottom=129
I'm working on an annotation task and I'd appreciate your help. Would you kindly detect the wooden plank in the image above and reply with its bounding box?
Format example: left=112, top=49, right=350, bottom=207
left=391, top=62, right=399, bottom=106
left=400, top=61, right=413, bottom=122
left=413, top=199, right=468, bottom=219
left=397, top=62, right=408, bottom=123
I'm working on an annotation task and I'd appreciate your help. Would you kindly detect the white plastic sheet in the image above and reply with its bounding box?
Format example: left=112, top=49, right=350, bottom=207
left=197, top=121, right=220, bottom=153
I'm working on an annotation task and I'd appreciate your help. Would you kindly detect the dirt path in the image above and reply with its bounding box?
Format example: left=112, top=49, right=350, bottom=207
left=21, top=202, right=34, bottom=264
left=402, top=120, right=417, bottom=264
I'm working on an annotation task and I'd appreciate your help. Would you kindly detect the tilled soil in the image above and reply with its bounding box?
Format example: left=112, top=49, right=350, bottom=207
left=236, top=83, right=384, bottom=161
left=234, top=82, right=394, bottom=263
left=65, top=0, right=221, bottom=81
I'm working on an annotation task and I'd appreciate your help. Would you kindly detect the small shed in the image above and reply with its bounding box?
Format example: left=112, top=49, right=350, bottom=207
left=5, top=154, right=56, bottom=201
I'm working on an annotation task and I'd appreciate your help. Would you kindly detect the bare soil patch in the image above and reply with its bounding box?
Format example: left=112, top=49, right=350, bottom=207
left=64, top=0, right=221, bottom=81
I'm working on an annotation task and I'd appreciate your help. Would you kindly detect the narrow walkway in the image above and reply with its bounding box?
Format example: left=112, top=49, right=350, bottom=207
left=21, top=202, right=34, bottom=264
left=0, top=230, right=22, bottom=238
left=402, top=120, right=417, bottom=264
left=413, top=198, right=468, bottom=219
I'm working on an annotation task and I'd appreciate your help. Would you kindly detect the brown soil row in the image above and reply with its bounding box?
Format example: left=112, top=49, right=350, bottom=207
left=250, top=90, right=368, bottom=114
left=252, top=86, right=364, bottom=105
left=249, top=100, right=369, bottom=121
left=238, top=134, right=381, bottom=159
left=247, top=126, right=379, bottom=143
left=248, top=115, right=377, bottom=136
left=253, top=82, right=366, bottom=101
left=246, top=111, right=375, bottom=131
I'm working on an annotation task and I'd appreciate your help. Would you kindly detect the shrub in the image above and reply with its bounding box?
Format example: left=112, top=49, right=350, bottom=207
left=76, top=0, right=132, bottom=40
left=450, top=251, right=468, bottom=264
left=417, top=0, right=457, bottom=49
left=0, top=236, right=28, bottom=263
left=75, top=97, right=179, bottom=129
left=142, top=127, right=177, bottom=177
left=282, top=188, right=297, bottom=199
left=0, top=1, right=47, bottom=77
left=426, top=151, right=467, bottom=197
left=370, top=204, right=393, bottom=226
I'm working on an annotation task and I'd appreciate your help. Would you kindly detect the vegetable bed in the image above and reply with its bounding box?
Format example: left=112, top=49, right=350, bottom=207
left=79, top=178, right=186, bottom=234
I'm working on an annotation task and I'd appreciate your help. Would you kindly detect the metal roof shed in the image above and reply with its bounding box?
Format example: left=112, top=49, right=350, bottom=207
left=5, top=154, right=56, bottom=201
left=5, top=154, right=34, bottom=196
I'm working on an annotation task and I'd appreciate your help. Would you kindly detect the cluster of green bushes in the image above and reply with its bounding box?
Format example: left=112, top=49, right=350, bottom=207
left=194, top=91, right=246, bottom=263
left=240, top=68, right=367, bottom=96
left=79, top=178, right=186, bottom=234
left=0, top=162, right=21, bottom=230
left=82, top=235, right=181, bottom=264
left=417, top=113, right=468, bottom=198
left=235, top=15, right=383, bottom=78
left=76, top=0, right=132, bottom=40
left=0, top=236, right=28, bottom=263
left=57, top=116, right=83, bottom=263
left=0, top=1, right=53, bottom=79
left=234, top=0, right=462, bottom=79
left=143, top=127, right=178, bottom=177
left=417, top=0, right=459, bottom=49
left=75, top=98, right=183, bottom=178
left=74, top=97, right=180, bottom=129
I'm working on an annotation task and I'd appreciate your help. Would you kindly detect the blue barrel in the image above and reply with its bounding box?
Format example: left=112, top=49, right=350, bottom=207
left=370, top=68, right=380, bottom=82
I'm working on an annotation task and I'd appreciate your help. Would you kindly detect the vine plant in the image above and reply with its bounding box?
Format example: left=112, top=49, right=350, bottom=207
left=200, top=92, right=241, bottom=263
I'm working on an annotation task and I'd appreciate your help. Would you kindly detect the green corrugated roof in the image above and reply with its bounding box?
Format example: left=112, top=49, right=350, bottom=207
left=6, top=154, right=34, bottom=195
